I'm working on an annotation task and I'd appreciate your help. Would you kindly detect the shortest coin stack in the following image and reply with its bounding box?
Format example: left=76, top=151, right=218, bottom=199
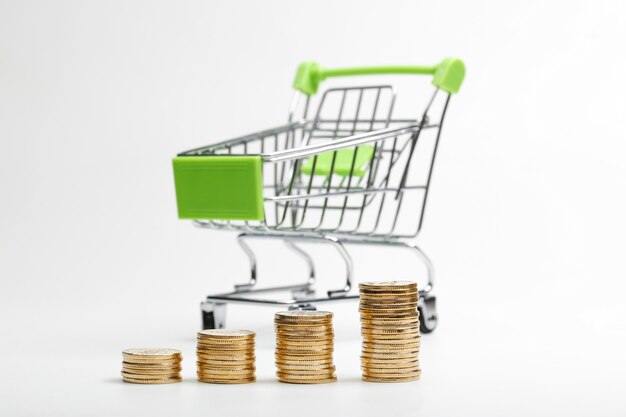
left=122, top=348, right=182, bottom=384
left=275, top=310, right=337, bottom=384
left=359, top=281, right=421, bottom=383
left=196, top=329, right=256, bottom=384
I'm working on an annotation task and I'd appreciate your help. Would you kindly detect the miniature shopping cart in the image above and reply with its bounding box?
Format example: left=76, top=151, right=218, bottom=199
left=172, top=58, right=465, bottom=333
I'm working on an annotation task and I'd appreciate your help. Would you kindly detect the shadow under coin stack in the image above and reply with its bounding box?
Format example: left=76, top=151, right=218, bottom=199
left=196, top=329, right=256, bottom=384
left=359, top=281, right=422, bottom=382
left=274, top=311, right=337, bottom=384
left=121, top=348, right=182, bottom=384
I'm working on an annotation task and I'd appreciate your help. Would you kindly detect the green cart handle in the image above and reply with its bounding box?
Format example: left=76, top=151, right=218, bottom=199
left=293, top=57, right=465, bottom=96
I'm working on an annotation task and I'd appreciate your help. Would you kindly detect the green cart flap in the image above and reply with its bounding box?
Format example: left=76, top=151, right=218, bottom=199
left=172, top=156, right=264, bottom=221
left=300, top=145, right=375, bottom=177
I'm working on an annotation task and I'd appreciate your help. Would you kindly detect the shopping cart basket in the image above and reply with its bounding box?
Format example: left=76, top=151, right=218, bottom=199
left=173, top=58, right=465, bottom=333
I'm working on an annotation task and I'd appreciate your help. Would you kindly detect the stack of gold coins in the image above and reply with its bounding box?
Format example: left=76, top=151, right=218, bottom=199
left=121, top=348, right=182, bottom=384
left=196, top=329, right=256, bottom=384
left=274, top=310, right=337, bottom=384
left=359, top=281, right=421, bottom=382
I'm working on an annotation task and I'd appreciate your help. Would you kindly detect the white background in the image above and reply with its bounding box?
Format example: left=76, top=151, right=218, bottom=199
left=1, top=1, right=626, bottom=416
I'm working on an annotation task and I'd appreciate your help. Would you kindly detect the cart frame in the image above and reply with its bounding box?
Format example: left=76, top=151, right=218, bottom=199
left=173, top=59, right=465, bottom=333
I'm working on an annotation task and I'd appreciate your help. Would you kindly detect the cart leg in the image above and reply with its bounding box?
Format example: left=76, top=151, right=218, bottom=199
left=404, top=241, right=434, bottom=294
left=235, top=233, right=317, bottom=293
left=201, top=301, right=227, bottom=330
left=234, top=234, right=257, bottom=291
left=324, top=235, right=354, bottom=297
left=284, top=241, right=316, bottom=298
left=403, top=242, right=437, bottom=333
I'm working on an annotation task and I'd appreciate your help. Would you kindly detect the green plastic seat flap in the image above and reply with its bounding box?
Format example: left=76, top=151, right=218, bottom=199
left=172, top=156, right=264, bottom=221
left=300, top=145, right=375, bottom=177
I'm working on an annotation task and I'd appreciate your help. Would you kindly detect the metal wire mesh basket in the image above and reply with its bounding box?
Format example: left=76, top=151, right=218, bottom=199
left=173, top=59, right=465, bottom=333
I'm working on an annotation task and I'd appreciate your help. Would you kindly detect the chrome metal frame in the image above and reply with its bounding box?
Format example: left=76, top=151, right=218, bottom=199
left=186, top=83, right=452, bottom=332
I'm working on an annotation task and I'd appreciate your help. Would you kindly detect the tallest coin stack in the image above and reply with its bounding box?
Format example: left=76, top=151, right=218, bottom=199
left=359, top=281, right=421, bottom=382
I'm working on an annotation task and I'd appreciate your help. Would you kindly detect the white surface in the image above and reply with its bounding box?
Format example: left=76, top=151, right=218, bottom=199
left=1, top=1, right=626, bottom=416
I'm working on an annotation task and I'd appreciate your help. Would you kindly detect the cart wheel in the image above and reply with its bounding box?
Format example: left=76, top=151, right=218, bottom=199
left=418, top=295, right=437, bottom=334
left=200, top=302, right=227, bottom=330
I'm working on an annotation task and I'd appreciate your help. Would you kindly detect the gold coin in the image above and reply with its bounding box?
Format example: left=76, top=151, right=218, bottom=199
left=275, top=353, right=334, bottom=361
left=360, top=309, right=417, bottom=316
left=363, top=368, right=421, bottom=377
left=360, top=292, right=419, bottom=299
left=122, top=361, right=182, bottom=369
left=196, top=359, right=256, bottom=367
left=361, top=324, right=420, bottom=332
left=275, top=310, right=333, bottom=320
left=196, top=345, right=253, bottom=352
left=122, top=356, right=182, bottom=364
left=275, top=326, right=333, bottom=333
left=359, top=304, right=418, bottom=311
left=122, top=348, right=181, bottom=358
left=360, top=294, right=419, bottom=301
left=362, top=335, right=421, bottom=343
left=363, top=363, right=421, bottom=372
left=197, top=369, right=255, bottom=376
left=359, top=280, right=417, bottom=289
left=278, top=376, right=337, bottom=384
left=361, top=315, right=419, bottom=329
left=361, top=354, right=419, bottom=361
left=363, top=338, right=420, bottom=346
left=123, top=376, right=182, bottom=384
left=361, top=336, right=420, bottom=344
left=362, top=333, right=421, bottom=340
left=121, top=371, right=180, bottom=380
left=360, top=323, right=419, bottom=331
left=197, top=357, right=255, bottom=364
left=276, top=339, right=333, bottom=350
left=361, top=347, right=419, bottom=355
left=196, top=346, right=254, bottom=352
left=359, top=300, right=418, bottom=307
left=197, top=329, right=255, bottom=339
left=196, top=337, right=255, bottom=346
left=362, top=374, right=420, bottom=383
left=196, top=362, right=255, bottom=368
left=122, top=348, right=181, bottom=363
left=361, top=359, right=419, bottom=367
left=275, top=357, right=334, bottom=364
left=363, top=369, right=421, bottom=377
left=197, top=352, right=253, bottom=359
left=275, top=329, right=334, bottom=335
left=276, top=338, right=334, bottom=345
left=196, top=340, right=253, bottom=346
left=361, top=328, right=420, bottom=335
left=359, top=290, right=417, bottom=296
left=275, top=365, right=336, bottom=374
left=359, top=308, right=418, bottom=315
left=196, top=338, right=253, bottom=345
left=361, top=345, right=420, bottom=354
left=275, top=334, right=334, bottom=341
left=361, top=314, right=419, bottom=321
left=122, top=366, right=182, bottom=374
left=122, top=355, right=183, bottom=364
left=197, top=370, right=256, bottom=376
left=361, top=350, right=419, bottom=358
left=276, top=369, right=335, bottom=376
left=197, top=355, right=255, bottom=362
left=276, top=370, right=336, bottom=379
left=275, top=346, right=333, bottom=352
left=275, top=361, right=335, bottom=373
left=275, top=319, right=332, bottom=324
left=360, top=309, right=419, bottom=316
left=198, top=376, right=256, bottom=384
